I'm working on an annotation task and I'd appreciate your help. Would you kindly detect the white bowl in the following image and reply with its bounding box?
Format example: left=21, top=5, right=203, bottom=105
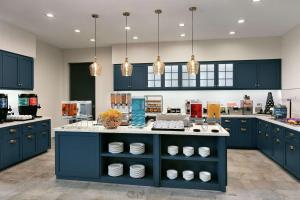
left=168, top=146, right=179, bottom=156
left=182, top=170, right=194, bottom=181
left=199, top=171, right=211, bottom=182
left=183, top=146, right=194, bottom=157
left=198, top=147, right=210, bottom=157
left=167, top=169, right=178, bottom=180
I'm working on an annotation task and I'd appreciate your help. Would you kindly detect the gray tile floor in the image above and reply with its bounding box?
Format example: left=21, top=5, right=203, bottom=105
left=0, top=143, right=300, bottom=200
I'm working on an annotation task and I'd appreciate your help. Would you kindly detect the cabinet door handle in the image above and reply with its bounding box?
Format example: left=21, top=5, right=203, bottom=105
left=241, top=120, right=247, bottom=123
left=288, top=132, right=295, bottom=138
left=27, top=135, right=33, bottom=139
left=290, top=145, right=295, bottom=151
left=225, top=128, right=230, bottom=132
left=276, top=128, right=280, bottom=132
left=275, top=139, right=280, bottom=143
left=42, top=132, right=48, bottom=135
left=265, top=133, right=269, bottom=137
left=10, top=139, right=17, bottom=144
left=18, top=83, right=22, bottom=86
left=258, top=130, right=262, bottom=134
left=27, top=125, right=33, bottom=129
left=225, top=120, right=231, bottom=123
left=9, top=128, right=17, bottom=133
left=241, top=128, right=247, bottom=132
left=42, top=123, right=48, bottom=126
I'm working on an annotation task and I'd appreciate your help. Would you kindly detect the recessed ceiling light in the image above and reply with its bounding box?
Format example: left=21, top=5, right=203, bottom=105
left=180, top=33, right=186, bottom=37
left=74, top=29, right=81, bottom=33
left=90, top=38, right=95, bottom=42
left=133, top=36, right=138, bottom=40
left=229, top=31, right=236, bottom=35
left=46, top=13, right=54, bottom=18
left=252, top=0, right=261, bottom=2
left=238, top=19, right=245, bottom=24
left=125, top=26, right=131, bottom=30
left=179, top=23, right=185, bottom=27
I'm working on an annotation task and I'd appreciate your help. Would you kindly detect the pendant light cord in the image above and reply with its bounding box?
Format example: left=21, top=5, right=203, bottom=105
left=157, top=12, right=160, bottom=56
left=192, top=9, right=194, bottom=55
left=126, top=15, right=128, bottom=57
left=94, top=17, right=97, bottom=60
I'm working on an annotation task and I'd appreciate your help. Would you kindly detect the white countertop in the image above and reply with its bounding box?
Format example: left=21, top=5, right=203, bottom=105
left=54, top=121, right=230, bottom=137
left=0, top=117, right=51, bottom=128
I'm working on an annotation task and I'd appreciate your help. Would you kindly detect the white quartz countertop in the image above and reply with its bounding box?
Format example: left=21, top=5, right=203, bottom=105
left=54, top=121, right=230, bottom=137
left=0, top=117, right=51, bottom=128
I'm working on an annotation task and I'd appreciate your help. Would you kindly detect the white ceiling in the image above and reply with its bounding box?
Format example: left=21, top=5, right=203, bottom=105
left=0, top=0, right=300, bottom=49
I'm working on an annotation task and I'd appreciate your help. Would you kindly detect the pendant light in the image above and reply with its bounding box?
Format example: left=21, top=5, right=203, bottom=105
left=187, top=7, right=199, bottom=75
left=89, top=14, right=101, bottom=76
left=153, top=9, right=165, bottom=75
left=121, top=12, right=133, bottom=76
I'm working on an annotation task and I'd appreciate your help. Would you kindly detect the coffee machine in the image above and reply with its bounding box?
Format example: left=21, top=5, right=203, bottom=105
left=0, top=94, right=8, bottom=122
left=240, top=95, right=253, bottom=115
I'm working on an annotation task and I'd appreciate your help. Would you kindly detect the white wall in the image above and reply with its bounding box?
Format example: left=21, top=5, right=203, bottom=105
left=63, top=47, right=113, bottom=118
left=0, top=20, right=36, bottom=58
left=282, top=24, right=300, bottom=117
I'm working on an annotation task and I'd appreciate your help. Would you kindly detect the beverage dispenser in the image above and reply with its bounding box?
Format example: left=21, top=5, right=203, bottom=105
left=131, top=97, right=145, bottom=127
left=0, top=94, right=8, bottom=122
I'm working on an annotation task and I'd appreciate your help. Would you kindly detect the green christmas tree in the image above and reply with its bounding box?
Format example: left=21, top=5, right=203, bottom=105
left=264, top=92, right=274, bottom=114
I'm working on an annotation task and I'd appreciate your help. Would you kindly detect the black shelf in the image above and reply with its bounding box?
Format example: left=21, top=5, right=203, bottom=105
left=161, top=154, right=219, bottom=162
left=101, top=152, right=153, bottom=159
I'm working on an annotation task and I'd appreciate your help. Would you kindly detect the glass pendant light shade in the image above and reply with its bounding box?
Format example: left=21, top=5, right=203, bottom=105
left=187, top=55, right=199, bottom=75
left=89, top=59, right=101, bottom=76
left=121, top=57, right=133, bottom=76
left=153, top=56, right=165, bottom=75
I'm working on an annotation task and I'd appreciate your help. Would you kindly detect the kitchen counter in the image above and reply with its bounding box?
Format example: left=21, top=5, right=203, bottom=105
left=0, top=117, right=51, bottom=128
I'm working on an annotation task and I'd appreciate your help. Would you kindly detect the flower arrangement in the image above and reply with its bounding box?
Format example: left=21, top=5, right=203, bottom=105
left=100, top=109, right=122, bottom=129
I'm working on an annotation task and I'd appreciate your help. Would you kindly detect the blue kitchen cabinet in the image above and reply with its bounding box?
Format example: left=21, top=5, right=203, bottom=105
left=130, top=65, right=147, bottom=90
left=2, top=52, right=19, bottom=89
left=284, top=129, right=300, bottom=178
left=55, top=132, right=100, bottom=179
left=272, top=125, right=285, bottom=165
left=18, top=56, right=34, bottom=90
left=0, top=51, right=3, bottom=87
left=22, top=131, right=37, bottom=159
left=257, top=120, right=265, bottom=150
left=261, top=122, right=273, bottom=157
left=235, top=62, right=257, bottom=89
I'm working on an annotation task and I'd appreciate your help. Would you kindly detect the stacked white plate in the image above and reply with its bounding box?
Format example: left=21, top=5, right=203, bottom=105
left=199, top=171, right=211, bottom=182
left=166, top=169, right=178, bottom=180
left=182, top=170, right=194, bottom=181
left=198, top=147, right=210, bottom=158
left=108, top=142, right=124, bottom=154
left=167, top=145, right=179, bottom=156
left=183, top=146, right=194, bottom=157
left=129, top=164, right=145, bottom=178
left=130, top=143, right=145, bottom=155
left=108, top=163, right=123, bottom=177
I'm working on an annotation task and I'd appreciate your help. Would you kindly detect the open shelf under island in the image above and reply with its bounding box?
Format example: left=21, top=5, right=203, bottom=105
left=54, top=122, right=229, bottom=192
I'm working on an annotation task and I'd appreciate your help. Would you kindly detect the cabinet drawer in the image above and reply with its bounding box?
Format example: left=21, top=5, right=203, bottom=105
left=23, top=123, right=37, bottom=132
left=3, top=126, right=20, bottom=140
left=38, top=120, right=50, bottom=131
left=285, top=130, right=298, bottom=142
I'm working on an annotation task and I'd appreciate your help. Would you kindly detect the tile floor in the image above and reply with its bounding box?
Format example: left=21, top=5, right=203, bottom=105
left=0, top=143, right=299, bottom=200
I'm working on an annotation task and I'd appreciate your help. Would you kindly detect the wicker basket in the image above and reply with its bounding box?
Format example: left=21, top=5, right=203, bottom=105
left=101, top=117, right=122, bottom=129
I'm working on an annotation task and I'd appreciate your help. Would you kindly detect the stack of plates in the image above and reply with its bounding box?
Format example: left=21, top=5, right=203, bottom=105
left=108, top=163, right=123, bottom=177
left=183, top=146, right=194, bottom=157
left=199, top=171, right=211, bottom=182
left=167, top=145, right=179, bottom=156
left=108, top=142, right=124, bottom=154
left=182, top=170, right=194, bottom=181
left=130, top=143, right=145, bottom=155
left=166, top=169, right=178, bottom=180
left=129, top=164, right=145, bottom=178
left=198, top=147, right=210, bottom=157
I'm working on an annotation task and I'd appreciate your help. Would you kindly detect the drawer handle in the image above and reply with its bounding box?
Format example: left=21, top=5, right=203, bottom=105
left=265, top=134, right=269, bottom=137
left=225, top=128, right=230, bottom=132
left=258, top=131, right=262, bottom=134
left=27, top=125, right=33, bottom=129
left=288, top=133, right=295, bottom=137
left=290, top=145, right=295, bottom=151
left=275, top=139, right=280, bottom=143
left=42, top=132, right=48, bottom=135
left=10, top=139, right=17, bottom=144
left=276, top=128, right=280, bottom=132
left=241, top=120, right=247, bottom=123
left=27, top=135, right=33, bottom=139
left=42, top=123, right=48, bottom=126
left=9, top=128, right=17, bottom=133
left=241, top=128, right=247, bottom=132
left=224, top=120, right=231, bottom=123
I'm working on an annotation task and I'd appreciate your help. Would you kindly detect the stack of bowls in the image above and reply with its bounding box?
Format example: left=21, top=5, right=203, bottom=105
left=130, top=143, right=145, bottom=155
left=108, top=142, right=124, bottom=154
left=129, top=164, right=145, bottom=178
left=183, top=146, right=194, bottom=157
left=167, top=146, right=179, bottom=156
left=199, top=171, right=211, bottom=182
left=108, top=163, right=123, bottom=177
left=182, top=170, right=194, bottom=181
left=198, top=147, right=210, bottom=157
left=166, top=169, right=178, bottom=180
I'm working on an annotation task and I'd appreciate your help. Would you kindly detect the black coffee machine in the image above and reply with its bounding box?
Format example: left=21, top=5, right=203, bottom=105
left=0, top=94, right=9, bottom=122
left=18, top=93, right=41, bottom=117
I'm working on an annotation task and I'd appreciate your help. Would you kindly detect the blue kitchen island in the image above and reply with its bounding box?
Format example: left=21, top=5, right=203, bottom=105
left=54, top=122, right=229, bottom=192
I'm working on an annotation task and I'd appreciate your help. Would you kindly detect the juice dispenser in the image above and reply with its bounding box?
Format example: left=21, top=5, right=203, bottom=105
left=131, top=97, right=145, bottom=127
left=191, top=102, right=203, bottom=119
left=207, top=102, right=221, bottom=123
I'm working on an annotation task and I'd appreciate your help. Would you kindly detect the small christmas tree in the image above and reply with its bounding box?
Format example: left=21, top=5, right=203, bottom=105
left=264, top=92, right=274, bottom=114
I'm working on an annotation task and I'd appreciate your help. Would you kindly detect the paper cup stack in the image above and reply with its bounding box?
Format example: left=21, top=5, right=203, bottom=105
left=183, top=146, right=194, bottom=157
left=108, top=163, right=123, bottom=177
left=108, top=142, right=124, bottom=154
left=182, top=170, right=194, bottom=181
left=167, top=146, right=179, bottom=156
left=129, top=164, right=145, bottom=178
left=130, top=143, right=145, bottom=155
left=198, top=147, right=210, bottom=157
left=199, top=171, right=211, bottom=182
left=166, top=169, right=178, bottom=180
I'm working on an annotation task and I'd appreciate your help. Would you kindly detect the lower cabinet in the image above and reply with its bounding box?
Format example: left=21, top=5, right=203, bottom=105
left=284, top=129, right=300, bottom=178
left=0, top=120, right=51, bottom=170
left=272, top=125, right=285, bottom=165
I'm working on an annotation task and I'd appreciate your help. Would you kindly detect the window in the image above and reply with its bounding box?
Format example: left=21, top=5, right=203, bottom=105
left=218, top=63, right=233, bottom=87
left=147, top=66, right=161, bottom=88
left=182, top=65, right=196, bottom=87
left=164, top=65, right=178, bottom=87
left=199, top=64, right=215, bottom=87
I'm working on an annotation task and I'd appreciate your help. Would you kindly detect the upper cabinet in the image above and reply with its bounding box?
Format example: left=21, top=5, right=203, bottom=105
left=113, top=59, right=281, bottom=91
left=0, top=50, right=34, bottom=90
left=235, top=59, right=281, bottom=90
left=0, top=51, right=3, bottom=87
